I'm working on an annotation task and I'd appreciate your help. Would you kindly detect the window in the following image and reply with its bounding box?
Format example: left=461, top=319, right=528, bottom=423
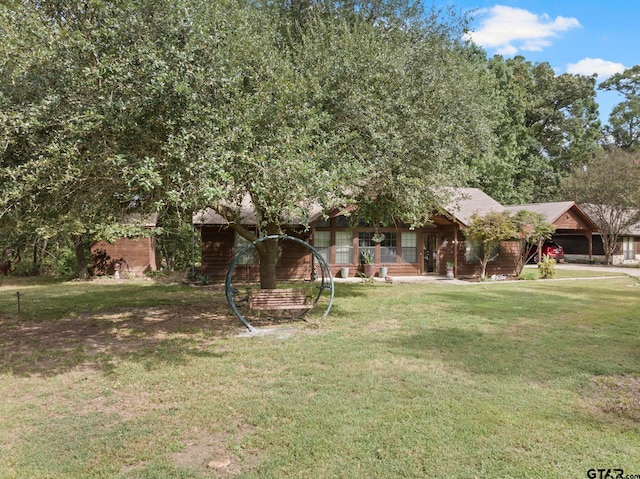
left=401, top=232, right=417, bottom=263
left=335, top=215, right=351, bottom=228
left=335, top=231, right=353, bottom=264
left=465, top=240, right=499, bottom=263
left=314, top=231, right=331, bottom=263
left=235, top=234, right=255, bottom=265
left=379, top=232, right=397, bottom=263
left=622, top=236, right=635, bottom=261
left=358, top=232, right=376, bottom=263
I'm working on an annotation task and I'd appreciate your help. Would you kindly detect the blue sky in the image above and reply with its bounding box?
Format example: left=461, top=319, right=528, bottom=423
left=433, top=0, right=639, bottom=123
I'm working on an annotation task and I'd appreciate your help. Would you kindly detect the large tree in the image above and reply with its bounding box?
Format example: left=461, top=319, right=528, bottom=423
left=185, top=1, right=498, bottom=287
left=599, top=65, right=640, bottom=151
left=468, top=56, right=601, bottom=204
left=563, top=147, right=640, bottom=264
left=1, top=0, right=499, bottom=285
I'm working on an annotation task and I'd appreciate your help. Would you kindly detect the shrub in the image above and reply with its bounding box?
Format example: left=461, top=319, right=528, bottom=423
left=518, top=270, right=538, bottom=280
left=538, top=255, right=557, bottom=279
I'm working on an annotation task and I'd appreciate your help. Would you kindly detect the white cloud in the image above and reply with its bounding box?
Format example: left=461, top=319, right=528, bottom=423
left=464, top=5, right=581, bottom=55
left=566, top=58, right=626, bottom=80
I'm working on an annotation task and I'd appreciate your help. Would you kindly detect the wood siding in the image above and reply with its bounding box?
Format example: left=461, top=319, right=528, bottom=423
left=199, top=221, right=523, bottom=280
left=91, top=237, right=157, bottom=276
left=555, top=210, right=592, bottom=231
left=200, top=227, right=312, bottom=282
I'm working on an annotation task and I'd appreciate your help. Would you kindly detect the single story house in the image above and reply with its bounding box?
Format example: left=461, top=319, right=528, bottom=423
left=578, top=204, right=640, bottom=264
left=91, top=214, right=158, bottom=276
left=193, top=188, right=527, bottom=280
left=503, top=202, right=601, bottom=262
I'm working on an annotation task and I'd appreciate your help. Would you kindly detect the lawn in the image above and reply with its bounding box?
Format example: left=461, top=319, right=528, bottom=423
left=0, top=274, right=639, bottom=478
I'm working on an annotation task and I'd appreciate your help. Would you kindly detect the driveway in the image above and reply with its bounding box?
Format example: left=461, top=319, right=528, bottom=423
left=556, top=262, right=640, bottom=277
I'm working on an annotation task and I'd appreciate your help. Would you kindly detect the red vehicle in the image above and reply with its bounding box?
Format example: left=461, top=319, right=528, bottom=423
left=528, top=240, right=565, bottom=263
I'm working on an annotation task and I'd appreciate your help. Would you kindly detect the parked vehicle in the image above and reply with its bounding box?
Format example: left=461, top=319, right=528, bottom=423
left=528, top=240, right=565, bottom=263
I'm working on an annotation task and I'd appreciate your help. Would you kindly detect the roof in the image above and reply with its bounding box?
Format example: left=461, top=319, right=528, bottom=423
left=503, top=202, right=576, bottom=223
left=504, top=201, right=599, bottom=231
left=193, top=195, right=325, bottom=226
left=580, top=204, right=640, bottom=235
left=445, top=188, right=505, bottom=227
left=124, top=213, right=158, bottom=228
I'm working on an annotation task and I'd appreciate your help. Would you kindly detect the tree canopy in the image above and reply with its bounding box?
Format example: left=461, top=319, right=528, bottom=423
left=563, top=147, right=640, bottom=264
left=599, top=65, right=640, bottom=151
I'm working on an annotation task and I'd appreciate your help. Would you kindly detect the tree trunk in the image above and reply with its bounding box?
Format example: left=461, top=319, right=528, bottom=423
left=74, top=235, right=89, bottom=279
left=257, top=237, right=279, bottom=289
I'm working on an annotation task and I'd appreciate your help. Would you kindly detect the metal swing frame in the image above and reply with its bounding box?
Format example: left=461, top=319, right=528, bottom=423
left=225, top=234, right=334, bottom=332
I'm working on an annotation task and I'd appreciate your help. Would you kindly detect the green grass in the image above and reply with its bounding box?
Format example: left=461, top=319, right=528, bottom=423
left=1, top=276, right=639, bottom=478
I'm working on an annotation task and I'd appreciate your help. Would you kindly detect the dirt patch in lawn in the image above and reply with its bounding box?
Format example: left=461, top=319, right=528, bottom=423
left=0, top=292, right=246, bottom=377
left=586, top=375, right=640, bottom=423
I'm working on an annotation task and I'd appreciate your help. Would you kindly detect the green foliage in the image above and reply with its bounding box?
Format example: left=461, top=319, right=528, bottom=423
left=463, top=211, right=517, bottom=280
left=537, top=255, right=557, bottom=279
left=470, top=56, right=601, bottom=203
left=359, top=249, right=374, bottom=264
left=599, top=65, right=640, bottom=151
left=518, top=269, right=538, bottom=280
left=564, top=147, right=640, bottom=264
left=512, top=209, right=556, bottom=274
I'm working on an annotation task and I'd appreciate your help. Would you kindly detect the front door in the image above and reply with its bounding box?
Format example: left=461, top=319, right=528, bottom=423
left=423, top=234, right=437, bottom=273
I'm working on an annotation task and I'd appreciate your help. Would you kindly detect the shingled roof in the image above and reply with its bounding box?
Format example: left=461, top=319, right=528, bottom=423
left=445, top=188, right=505, bottom=226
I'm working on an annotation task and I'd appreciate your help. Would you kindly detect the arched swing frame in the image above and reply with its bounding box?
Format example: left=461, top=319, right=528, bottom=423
left=225, top=234, right=334, bottom=332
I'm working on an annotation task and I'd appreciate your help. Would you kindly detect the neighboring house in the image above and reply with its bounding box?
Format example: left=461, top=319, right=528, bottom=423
left=91, top=214, right=158, bottom=276
left=579, top=204, right=640, bottom=264
left=504, top=202, right=600, bottom=262
left=193, top=188, right=524, bottom=280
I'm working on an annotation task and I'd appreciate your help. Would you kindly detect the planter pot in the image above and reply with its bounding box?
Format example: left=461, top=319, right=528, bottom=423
left=340, top=267, right=350, bottom=278
left=446, top=267, right=454, bottom=279
left=379, top=266, right=388, bottom=278
left=363, top=264, right=376, bottom=277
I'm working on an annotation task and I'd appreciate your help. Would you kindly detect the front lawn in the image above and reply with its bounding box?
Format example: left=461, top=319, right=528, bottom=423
left=0, top=276, right=638, bottom=478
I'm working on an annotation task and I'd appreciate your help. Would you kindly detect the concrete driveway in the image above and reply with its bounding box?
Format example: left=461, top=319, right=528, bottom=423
left=556, top=262, right=640, bottom=277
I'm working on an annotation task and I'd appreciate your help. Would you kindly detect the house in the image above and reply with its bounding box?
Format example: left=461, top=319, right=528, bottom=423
left=578, top=204, right=640, bottom=264
left=193, top=188, right=526, bottom=280
left=504, top=202, right=600, bottom=262
left=91, top=214, right=158, bottom=276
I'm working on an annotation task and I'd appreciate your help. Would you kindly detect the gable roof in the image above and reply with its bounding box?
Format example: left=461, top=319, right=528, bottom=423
left=445, top=188, right=505, bottom=227
left=503, top=201, right=599, bottom=232
left=580, top=204, right=640, bottom=235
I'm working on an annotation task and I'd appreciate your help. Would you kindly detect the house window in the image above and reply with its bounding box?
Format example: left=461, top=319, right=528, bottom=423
left=335, top=231, right=353, bottom=264
left=465, top=240, right=499, bottom=263
left=358, top=232, right=376, bottom=263
left=622, top=236, right=634, bottom=261
left=235, top=234, right=255, bottom=265
left=401, top=232, right=417, bottom=263
left=314, top=231, right=331, bottom=263
left=335, top=215, right=351, bottom=228
left=379, top=232, right=397, bottom=263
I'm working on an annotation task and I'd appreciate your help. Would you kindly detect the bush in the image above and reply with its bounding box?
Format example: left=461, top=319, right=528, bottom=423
left=538, top=255, right=557, bottom=279
left=518, top=270, right=538, bottom=280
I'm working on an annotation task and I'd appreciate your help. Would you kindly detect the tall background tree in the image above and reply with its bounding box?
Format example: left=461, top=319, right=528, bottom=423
left=563, top=147, right=640, bottom=264
left=467, top=55, right=601, bottom=204
left=599, top=65, right=640, bottom=151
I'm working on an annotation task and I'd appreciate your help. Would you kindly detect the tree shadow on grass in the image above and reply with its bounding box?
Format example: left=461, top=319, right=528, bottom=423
left=387, top=321, right=637, bottom=383
left=0, top=296, right=242, bottom=377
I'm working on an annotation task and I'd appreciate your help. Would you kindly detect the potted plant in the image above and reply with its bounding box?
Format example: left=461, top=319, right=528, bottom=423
left=446, top=261, right=455, bottom=279
left=360, top=249, right=376, bottom=277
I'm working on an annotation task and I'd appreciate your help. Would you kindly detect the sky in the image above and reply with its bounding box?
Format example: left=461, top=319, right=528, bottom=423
left=433, top=0, right=639, bottom=124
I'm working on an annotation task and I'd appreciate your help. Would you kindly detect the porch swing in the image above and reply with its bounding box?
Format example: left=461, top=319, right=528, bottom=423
left=225, top=234, right=334, bottom=332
